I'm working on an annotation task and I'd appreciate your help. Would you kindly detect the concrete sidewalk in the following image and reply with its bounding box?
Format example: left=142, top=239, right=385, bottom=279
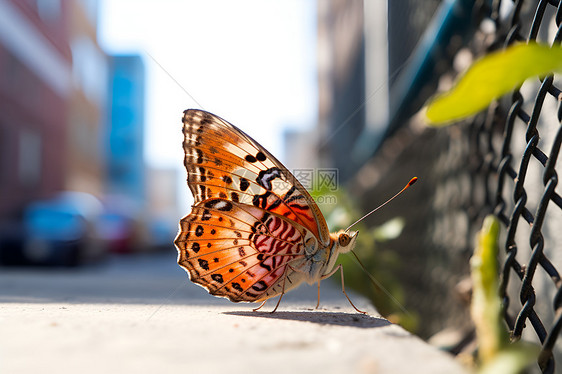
left=0, top=251, right=467, bottom=374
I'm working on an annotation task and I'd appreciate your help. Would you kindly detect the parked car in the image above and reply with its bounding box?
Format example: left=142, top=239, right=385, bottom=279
left=96, top=195, right=141, bottom=254
left=0, top=192, right=106, bottom=267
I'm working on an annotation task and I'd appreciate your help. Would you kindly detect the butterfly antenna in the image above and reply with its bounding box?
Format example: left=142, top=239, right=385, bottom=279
left=349, top=250, right=412, bottom=318
left=344, top=177, right=418, bottom=233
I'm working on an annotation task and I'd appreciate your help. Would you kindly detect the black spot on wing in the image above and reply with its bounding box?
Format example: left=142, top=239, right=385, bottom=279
left=198, top=167, right=206, bottom=182
left=198, top=259, right=209, bottom=271
left=239, top=178, right=250, bottom=191
left=251, top=280, right=268, bottom=292
left=201, top=210, right=212, bottom=221
left=203, top=199, right=233, bottom=212
left=245, top=155, right=257, bottom=163
left=196, top=149, right=204, bottom=164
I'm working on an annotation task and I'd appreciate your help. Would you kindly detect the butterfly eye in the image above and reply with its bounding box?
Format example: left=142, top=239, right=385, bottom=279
left=338, top=234, right=350, bottom=247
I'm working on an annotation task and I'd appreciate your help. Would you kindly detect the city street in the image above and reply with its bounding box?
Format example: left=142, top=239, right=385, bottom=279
left=0, top=249, right=466, bottom=374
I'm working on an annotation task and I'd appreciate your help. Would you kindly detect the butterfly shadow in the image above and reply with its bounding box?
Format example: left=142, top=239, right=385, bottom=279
left=223, top=310, right=391, bottom=329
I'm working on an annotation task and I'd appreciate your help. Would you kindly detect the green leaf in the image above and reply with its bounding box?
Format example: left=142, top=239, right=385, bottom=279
left=471, top=216, right=506, bottom=363
left=424, top=43, right=562, bottom=126
left=471, top=216, right=540, bottom=373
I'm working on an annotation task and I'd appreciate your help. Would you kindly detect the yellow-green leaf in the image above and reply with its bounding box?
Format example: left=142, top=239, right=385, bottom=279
left=471, top=216, right=540, bottom=373
left=471, top=215, right=506, bottom=363
left=424, top=43, right=562, bottom=126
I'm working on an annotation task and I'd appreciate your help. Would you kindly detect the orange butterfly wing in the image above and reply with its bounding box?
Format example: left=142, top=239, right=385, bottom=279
left=176, top=199, right=309, bottom=302
left=180, top=109, right=329, bottom=244
left=175, top=109, right=329, bottom=302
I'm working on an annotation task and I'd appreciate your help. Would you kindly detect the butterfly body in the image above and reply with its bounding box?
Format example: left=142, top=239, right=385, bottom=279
left=175, top=109, right=358, bottom=306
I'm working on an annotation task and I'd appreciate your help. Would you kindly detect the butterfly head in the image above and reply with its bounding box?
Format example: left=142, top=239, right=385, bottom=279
left=331, top=230, right=359, bottom=254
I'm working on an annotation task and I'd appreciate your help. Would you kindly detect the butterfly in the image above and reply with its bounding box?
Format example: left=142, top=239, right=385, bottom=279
left=174, top=109, right=365, bottom=313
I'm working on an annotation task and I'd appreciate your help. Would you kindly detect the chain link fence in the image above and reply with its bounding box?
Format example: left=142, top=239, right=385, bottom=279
left=477, top=1, right=562, bottom=372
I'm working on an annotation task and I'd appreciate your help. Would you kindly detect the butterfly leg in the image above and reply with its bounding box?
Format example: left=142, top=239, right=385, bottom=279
left=322, top=264, right=367, bottom=314
left=270, top=264, right=295, bottom=313
left=252, top=300, right=267, bottom=312
left=252, top=265, right=295, bottom=313
left=315, top=281, right=321, bottom=309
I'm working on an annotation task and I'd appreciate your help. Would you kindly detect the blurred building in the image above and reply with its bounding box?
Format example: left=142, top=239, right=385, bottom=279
left=0, top=0, right=72, bottom=221
left=0, top=1, right=165, bottom=257
left=316, top=0, right=442, bottom=183
left=66, top=0, right=107, bottom=196
left=106, top=54, right=146, bottom=205
left=0, top=0, right=107, bottom=222
left=317, top=0, right=365, bottom=183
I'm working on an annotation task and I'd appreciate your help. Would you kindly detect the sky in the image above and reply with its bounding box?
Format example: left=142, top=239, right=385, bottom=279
left=98, top=0, right=318, bottom=173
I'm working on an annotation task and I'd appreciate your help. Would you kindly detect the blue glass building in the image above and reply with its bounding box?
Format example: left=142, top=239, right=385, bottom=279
left=106, top=55, right=146, bottom=203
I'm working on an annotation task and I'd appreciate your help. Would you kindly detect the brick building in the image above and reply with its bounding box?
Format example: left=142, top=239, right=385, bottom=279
left=0, top=0, right=72, bottom=221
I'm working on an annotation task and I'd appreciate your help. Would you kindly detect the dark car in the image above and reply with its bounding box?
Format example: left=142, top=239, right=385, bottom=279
left=0, top=192, right=106, bottom=266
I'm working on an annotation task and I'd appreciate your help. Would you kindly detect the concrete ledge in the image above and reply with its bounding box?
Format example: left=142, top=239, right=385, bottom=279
left=0, top=253, right=468, bottom=374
